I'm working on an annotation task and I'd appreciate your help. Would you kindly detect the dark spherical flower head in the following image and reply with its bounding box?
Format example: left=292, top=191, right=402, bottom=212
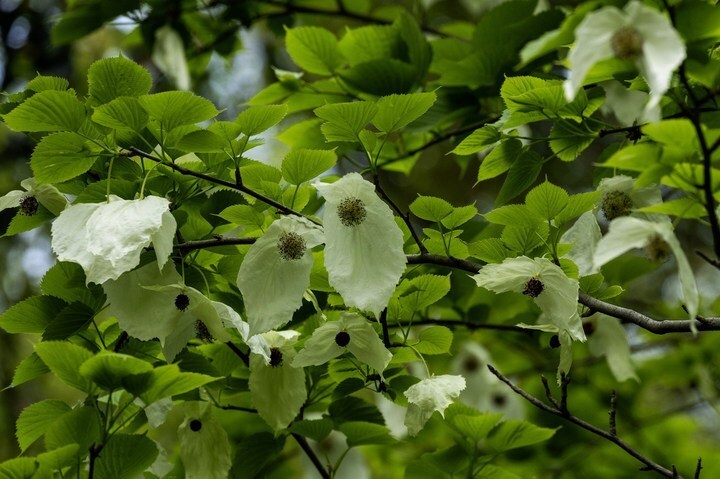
left=549, top=334, right=561, bottom=349
left=269, top=347, right=283, bottom=367
left=175, top=293, right=190, bottom=311
left=335, top=331, right=351, bottom=347
left=602, top=190, right=633, bottom=221
left=337, top=197, right=367, bottom=227
left=645, top=233, right=671, bottom=262
left=19, top=195, right=39, bottom=216
left=277, top=231, right=306, bottom=261
left=189, top=419, right=202, bottom=432
left=195, top=320, right=212, bottom=341
left=611, top=26, right=643, bottom=60
left=523, top=277, right=544, bottom=298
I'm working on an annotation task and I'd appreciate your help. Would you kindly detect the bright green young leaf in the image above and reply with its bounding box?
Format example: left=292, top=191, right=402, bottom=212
left=26, top=75, right=69, bottom=92
left=141, top=365, right=218, bottom=404
left=338, top=421, right=395, bottom=447
left=0, top=457, right=52, bottom=479
left=638, top=197, right=707, bottom=219
left=16, top=400, right=71, bottom=452
left=0, top=295, right=66, bottom=334
left=338, top=25, right=402, bottom=65
left=282, top=148, right=337, bottom=184
left=235, top=104, right=289, bottom=136
left=285, top=26, right=344, bottom=75
left=477, top=138, right=523, bottom=182
left=34, top=342, right=94, bottom=393
left=30, top=132, right=97, bottom=184
left=175, top=130, right=227, bottom=153
left=87, top=56, right=152, bottom=106
left=441, top=205, right=478, bottom=229
left=372, top=92, right=437, bottom=133
left=138, top=91, right=219, bottom=131
left=36, top=444, right=80, bottom=471
left=467, top=238, right=511, bottom=263
left=502, top=222, right=549, bottom=254
left=555, top=191, right=601, bottom=225
left=398, top=274, right=452, bottom=312
left=487, top=419, right=557, bottom=452
left=3, top=90, right=86, bottom=132
left=410, top=196, right=454, bottom=222
left=95, top=434, right=158, bottom=479
left=2, top=207, right=55, bottom=237
left=415, top=326, right=453, bottom=355
left=549, top=119, right=596, bottom=162
left=452, top=413, right=504, bottom=442
left=525, top=181, right=569, bottom=220
left=218, top=204, right=265, bottom=229
left=7, top=353, right=50, bottom=389
left=315, top=101, right=378, bottom=142
left=452, top=125, right=502, bottom=156
left=483, top=204, right=543, bottom=227
left=44, top=406, right=100, bottom=452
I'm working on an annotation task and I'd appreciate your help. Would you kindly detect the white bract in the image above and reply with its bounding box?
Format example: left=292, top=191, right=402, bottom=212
left=51, top=195, right=176, bottom=284
left=178, top=402, right=232, bottom=479
left=404, top=375, right=466, bottom=436
left=237, top=216, right=324, bottom=335
left=315, top=173, right=406, bottom=318
left=588, top=315, right=638, bottom=382
left=560, top=211, right=602, bottom=277
left=564, top=1, right=686, bottom=112
left=601, top=80, right=660, bottom=126
left=0, top=177, right=68, bottom=216
left=593, top=216, right=699, bottom=323
left=292, top=312, right=392, bottom=373
left=103, top=262, right=246, bottom=361
left=248, top=330, right=307, bottom=431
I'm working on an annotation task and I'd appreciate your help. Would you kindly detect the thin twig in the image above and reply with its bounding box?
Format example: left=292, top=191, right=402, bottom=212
left=392, top=318, right=532, bottom=333
left=379, top=308, right=391, bottom=348
left=609, top=390, right=617, bottom=436
left=225, top=341, right=249, bottom=366
left=694, top=458, right=703, bottom=479
left=373, top=174, right=428, bottom=254
left=292, top=433, right=331, bottom=479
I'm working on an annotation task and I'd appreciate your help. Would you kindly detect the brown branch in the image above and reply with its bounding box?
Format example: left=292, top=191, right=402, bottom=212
left=225, top=341, right=249, bottom=366
left=373, top=173, right=428, bottom=254
left=173, top=236, right=257, bottom=252
left=379, top=308, right=391, bottom=348
left=488, top=365, right=683, bottom=479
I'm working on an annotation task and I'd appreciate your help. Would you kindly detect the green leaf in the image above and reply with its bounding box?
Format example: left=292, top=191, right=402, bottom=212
left=235, top=104, right=289, bottom=136
left=452, top=125, right=502, bottom=156
left=477, top=138, right=523, bottom=182
left=6, top=353, right=50, bottom=389
left=139, top=91, right=219, bottom=131
left=414, top=326, right=453, bottom=355
left=338, top=25, right=402, bottom=65
left=79, top=352, right=154, bottom=393
left=31, top=132, right=98, bottom=184
left=483, top=205, right=543, bottom=227
left=87, top=56, right=152, bottom=106
left=487, top=419, right=557, bottom=452
left=95, top=434, right=158, bottom=479
left=315, top=101, right=378, bottom=142
left=372, top=92, right=436, bottom=133
left=3, top=207, right=55, bottom=237
left=329, top=397, right=385, bottom=425
left=26, top=75, right=69, bottom=92
left=398, top=274, right=451, bottom=312
left=3, top=90, right=86, bottom=132
left=441, top=205, right=478, bottom=229
left=41, top=262, right=103, bottom=307
left=42, top=302, right=95, bottom=341
left=502, top=222, right=549, bottom=254
left=141, top=365, right=218, bottom=404
left=409, top=196, right=453, bottom=222
left=501, top=76, right=547, bottom=112
left=285, top=26, right=344, bottom=75
left=44, top=406, right=100, bottom=452
left=175, top=130, right=227, bottom=153
left=549, top=119, right=596, bottom=162
left=338, top=421, right=395, bottom=447
left=395, top=13, right=432, bottom=75
left=341, top=58, right=418, bottom=96
left=495, top=149, right=544, bottom=206
left=676, top=1, right=720, bottom=42
left=555, top=191, right=601, bottom=225
left=282, top=148, right=337, bottom=184
left=34, top=342, right=94, bottom=393
left=525, top=181, right=569, bottom=220
left=16, top=400, right=71, bottom=452
left=468, top=238, right=511, bottom=263
left=36, top=444, right=80, bottom=471
left=452, top=413, right=504, bottom=442
left=233, top=433, right=285, bottom=479
left=0, top=457, right=52, bottom=479
left=638, top=197, right=707, bottom=219
left=0, top=296, right=66, bottom=334
left=289, top=418, right=334, bottom=442
left=218, top=204, right=265, bottom=229
left=92, top=96, right=149, bottom=132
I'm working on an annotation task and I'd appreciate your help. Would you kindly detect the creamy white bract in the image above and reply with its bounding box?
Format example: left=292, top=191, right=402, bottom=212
left=51, top=195, right=176, bottom=285
left=178, top=402, right=232, bottom=479
left=404, top=375, right=466, bottom=436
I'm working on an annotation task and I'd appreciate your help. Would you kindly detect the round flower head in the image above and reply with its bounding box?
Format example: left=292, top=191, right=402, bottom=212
left=292, top=312, right=392, bottom=373
left=315, top=173, right=406, bottom=318
left=103, top=262, right=248, bottom=361
left=593, top=216, right=699, bottom=324
left=0, top=177, right=68, bottom=216
left=597, top=175, right=662, bottom=221
left=404, top=375, right=466, bottom=436
left=51, top=195, right=176, bottom=285
left=237, top=216, right=324, bottom=335
left=564, top=1, right=686, bottom=112
left=473, top=256, right=582, bottom=338
left=248, top=330, right=307, bottom=431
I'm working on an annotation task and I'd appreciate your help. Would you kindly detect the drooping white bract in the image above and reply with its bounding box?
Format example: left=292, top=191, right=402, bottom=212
left=404, top=375, right=466, bottom=436
left=237, top=216, right=324, bottom=335
left=588, top=315, right=639, bottom=382
left=474, top=256, right=584, bottom=341
left=51, top=195, right=176, bottom=285
left=560, top=211, right=602, bottom=277
left=601, top=80, right=660, bottom=126
left=178, top=402, right=232, bottom=479
left=0, top=177, right=68, bottom=216
left=248, top=330, right=307, bottom=431
left=315, top=173, right=406, bottom=318
left=103, top=262, right=246, bottom=361
left=593, top=216, right=699, bottom=323
left=292, top=312, right=392, bottom=373
left=564, top=1, right=686, bottom=113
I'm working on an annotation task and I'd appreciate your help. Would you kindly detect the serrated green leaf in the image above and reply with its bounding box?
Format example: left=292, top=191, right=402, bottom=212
left=338, top=25, right=402, bottom=65
left=502, top=222, right=549, bottom=254
left=289, top=419, right=334, bottom=442
left=395, top=13, right=432, bottom=75
left=468, top=238, right=511, bottom=263
left=235, top=104, right=289, bottom=136
left=495, top=149, right=543, bottom=206
left=415, top=326, right=453, bottom=355
left=315, top=101, right=378, bottom=142
left=30, top=132, right=97, bottom=184
left=452, top=413, right=504, bottom=442
left=555, top=191, right=601, bottom=225
left=487, top=419, right=557, bottom=452
left=526, top=181, right=569, bottom=220
left=0, top=296, right=66, bottom=334
left=441, top=205, right=478, bottom=229
left=87, top=56, right=152, bottom=106
left=285, top=26, right=344, bottom=75
left=477, top=138, right=523, bottom=182
left=339, top=421, right=395, bottom=447
left=6, top=353, right=49, bottom=389
left=95, top=434, right=158, bottom=479
left=638, top=197, right=707, bottom=219
left=41, top=262, right=103, bottom=307
left=141, top=365, right=218, bottom=404
left=16, top=400, right=71, bottom=452
left=79, top=352, right=154, bottom=393
left=36, top=443, right=80, bottom=470
left=175, top=130, right=227, bottom=153
left=410, top=196, right=453, bottom=222
left=484, top=205, right=543, bottom=227
left=2, top=207, right=55, bottom=237
left=398, top=274, right=451, bottom=312
left=45, top=405, right=100, bottom=453
left=3, top=90, right=86, bottom=132
left=372, top=92, right=436, bottom=133
left=42, top=302, right=95, bottom=341
left=34, top=342, right=94, bottom=392
left=218, top=204, right=265, bottom=229
left=92, top=96, right=148, bottom=132
left=452, top=125, right=502, bottom=156
left=0, top=457, right=52, bottom=479
left=341, top=58, right=418, bottom=96
left=139, top=91, right=219, bottom=131
left=282, top=148, right=336, bottom=184
left=329, top=397, right=385, bottom=425
left=549, top=119, right=595, bottom=162
left=26, top=75, right=69, bottom=92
